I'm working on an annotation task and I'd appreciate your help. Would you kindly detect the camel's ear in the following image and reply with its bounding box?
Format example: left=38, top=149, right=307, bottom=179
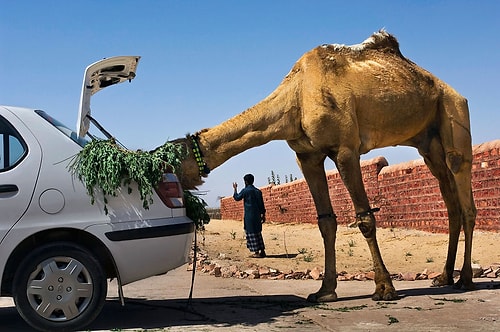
left=196, top=129, right=209, bottom=134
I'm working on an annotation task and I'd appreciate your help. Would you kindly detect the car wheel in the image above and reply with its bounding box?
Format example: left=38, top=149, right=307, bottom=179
left=12, top=242, right=107, bottom=332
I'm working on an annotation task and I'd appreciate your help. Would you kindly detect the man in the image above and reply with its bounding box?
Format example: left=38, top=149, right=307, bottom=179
left=233, top=174, right=266, bottom=258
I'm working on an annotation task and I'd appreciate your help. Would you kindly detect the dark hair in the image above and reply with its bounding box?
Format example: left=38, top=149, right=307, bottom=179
left=243, top=174, right=254, bottom=185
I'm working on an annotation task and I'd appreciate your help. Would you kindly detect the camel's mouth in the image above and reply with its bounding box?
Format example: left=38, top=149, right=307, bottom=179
left=179, top=173, right=205, bottom=191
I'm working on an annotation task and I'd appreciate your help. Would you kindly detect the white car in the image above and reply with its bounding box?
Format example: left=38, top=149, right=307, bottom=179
left=0, top=56, right=194, bottom=331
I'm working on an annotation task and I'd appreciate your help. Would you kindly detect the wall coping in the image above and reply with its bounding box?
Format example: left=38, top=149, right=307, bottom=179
left=473, top=139, right=500, bottom=153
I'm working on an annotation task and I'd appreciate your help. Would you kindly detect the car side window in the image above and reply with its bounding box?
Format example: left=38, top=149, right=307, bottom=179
left=0, top=116, right=28, bottom=171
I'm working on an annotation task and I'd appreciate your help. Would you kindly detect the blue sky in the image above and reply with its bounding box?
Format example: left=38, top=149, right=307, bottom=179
left=1, top=1, right=499, bottom=207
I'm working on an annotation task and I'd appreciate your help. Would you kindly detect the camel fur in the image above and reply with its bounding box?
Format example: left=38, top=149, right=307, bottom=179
left=175, top=30, right=477, bottom=302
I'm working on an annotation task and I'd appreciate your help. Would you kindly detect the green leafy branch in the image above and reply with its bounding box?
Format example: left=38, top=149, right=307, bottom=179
left=69, top=138, right=186, bottom=212
left=69, top=138, right=210, bottom=228
left=184, top=190, right=210, bottom=229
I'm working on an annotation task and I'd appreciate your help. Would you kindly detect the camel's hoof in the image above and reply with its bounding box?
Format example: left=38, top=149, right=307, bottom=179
left=454, top=278, right=475, bottom=291
left=371, top=289, right=398, bottom=301
left=431, top=275, right=453, bottom=287
left=306, top=291, right=338, bottom=303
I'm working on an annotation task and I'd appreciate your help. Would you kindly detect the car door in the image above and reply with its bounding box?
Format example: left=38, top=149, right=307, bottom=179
left=0, top=108, right=42, bottom=243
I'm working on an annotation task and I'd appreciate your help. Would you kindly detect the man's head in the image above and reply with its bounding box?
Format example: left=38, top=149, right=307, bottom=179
left=243, top=173, right=254, bottom=185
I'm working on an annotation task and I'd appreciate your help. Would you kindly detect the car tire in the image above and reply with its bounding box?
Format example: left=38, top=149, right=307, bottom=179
left=12, top=242, right=107, bottom=332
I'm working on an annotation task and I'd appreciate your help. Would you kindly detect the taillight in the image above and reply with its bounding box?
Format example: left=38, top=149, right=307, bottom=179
left=155, top=173, right=184, bottom=208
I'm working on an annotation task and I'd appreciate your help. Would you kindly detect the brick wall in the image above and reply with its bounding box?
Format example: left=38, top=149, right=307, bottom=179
left=221, top=140, right=500, bottom=233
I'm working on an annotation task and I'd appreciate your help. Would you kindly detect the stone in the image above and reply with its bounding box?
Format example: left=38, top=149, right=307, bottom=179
left=365, top=271, right=375, bottom=280
left=417, top=269, right=430, bottom=280
left=244, top=269, right=259, bottom=278
left=220, top=266, right=233, bottom=278
left=401, top=272, right=417, bottom=281
left=337, top=273, right=354, bottom=281
left=482, top=267, right=493, bottom=277
left=310, top=267, right=323, bottom=280
left=472, top=263, right=484, bottom=278
left=354, top=273, right=367, bottom=281
left=229, top=265, right=240, bottom=274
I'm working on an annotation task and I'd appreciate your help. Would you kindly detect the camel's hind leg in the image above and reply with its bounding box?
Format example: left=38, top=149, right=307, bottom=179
left=418, top=94, right=476, bottom=289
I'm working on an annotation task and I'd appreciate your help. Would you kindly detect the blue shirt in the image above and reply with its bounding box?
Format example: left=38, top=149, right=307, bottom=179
left=233, top=184, right=266, bottom=233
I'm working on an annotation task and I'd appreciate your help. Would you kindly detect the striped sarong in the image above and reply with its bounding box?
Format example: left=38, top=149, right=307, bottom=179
left=246, top=232, right=265, bottom=252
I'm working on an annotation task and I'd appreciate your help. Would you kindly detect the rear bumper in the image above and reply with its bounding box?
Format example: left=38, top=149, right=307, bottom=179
left=105, top=222, right=194, bottom=241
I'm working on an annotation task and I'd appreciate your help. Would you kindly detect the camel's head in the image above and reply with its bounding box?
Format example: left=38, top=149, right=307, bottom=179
left=171, top=136, right=209, bottom=190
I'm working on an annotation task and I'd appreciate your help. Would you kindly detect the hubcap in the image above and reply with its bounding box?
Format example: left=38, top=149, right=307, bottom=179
left=26, top=256, right=93, bottom=321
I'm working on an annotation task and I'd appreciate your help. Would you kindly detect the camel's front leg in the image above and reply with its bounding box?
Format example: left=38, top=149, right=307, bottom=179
left=296, top=153, right=338, bottom=302
left=308, top=214, right=339, bottom=302
left=356, top=211, right=398, bottom=300
left=335, top=148, right=398, bottom=301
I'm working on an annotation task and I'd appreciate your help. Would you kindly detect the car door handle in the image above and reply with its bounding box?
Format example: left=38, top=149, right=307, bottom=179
left=0, top=184, right=18, bottom=193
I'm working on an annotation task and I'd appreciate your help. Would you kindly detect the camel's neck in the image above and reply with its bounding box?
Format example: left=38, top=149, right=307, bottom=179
left=197, top=80, right=301, bottom=170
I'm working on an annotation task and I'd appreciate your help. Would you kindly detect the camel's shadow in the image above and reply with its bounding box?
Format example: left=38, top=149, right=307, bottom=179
left=396, top=280, right=500, bottom=299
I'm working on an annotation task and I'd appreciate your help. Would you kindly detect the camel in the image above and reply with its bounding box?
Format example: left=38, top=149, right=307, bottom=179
left=174, top=30, right=477, bottom=302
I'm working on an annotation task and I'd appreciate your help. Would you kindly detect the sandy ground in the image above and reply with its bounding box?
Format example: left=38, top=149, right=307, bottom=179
left=199, top=219, right=500, bottom=277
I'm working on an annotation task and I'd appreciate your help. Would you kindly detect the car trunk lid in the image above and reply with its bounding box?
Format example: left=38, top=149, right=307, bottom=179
left=76, top=56, right=141, bottom=138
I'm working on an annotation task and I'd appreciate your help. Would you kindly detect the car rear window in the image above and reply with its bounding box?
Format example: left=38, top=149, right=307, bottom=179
left=35, top=110, right=89, bottom=147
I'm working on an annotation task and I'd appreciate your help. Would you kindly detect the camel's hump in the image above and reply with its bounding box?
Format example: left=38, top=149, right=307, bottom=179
left=322, top=29, right=401, bottom=54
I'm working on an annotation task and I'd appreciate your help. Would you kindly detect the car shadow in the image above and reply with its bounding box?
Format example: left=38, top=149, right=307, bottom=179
left=0, top=295, right=313, bottom=331
left=88, top=294, right=313, bottom=330
left=0, top=306, right=32, bottom=331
